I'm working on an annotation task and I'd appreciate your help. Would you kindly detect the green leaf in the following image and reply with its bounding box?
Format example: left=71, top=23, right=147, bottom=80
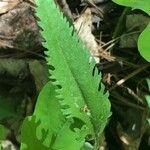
left=20, top=116, right=50, bottom=150
left=112, top=0, right=150, bottom=62
left=33, top=81, right=65, bottom=146
left=146, top=79, right=150, bottom=124
left=21, top=82, right=88, bottom=150
left=146, top=79, right=150, bottom=108
left=21, top=82, right=63, bottom=149
left=21, top=0, right=112, bottom=149
left=138, top=23, right=150, bottom=62
left=112, top=0, right=150, bottom=15
left=53, top=121, right=87, bottom=150
left=0, top=125, right=8, bottom=140
left=35, top=0, right=111, bottom=141
left=34, top=81, right=65, bottom=132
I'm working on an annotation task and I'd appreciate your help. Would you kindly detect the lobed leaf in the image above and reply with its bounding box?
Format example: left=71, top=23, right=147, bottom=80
left=20, top=116, right=50, bottom=150
left=21, top=82, right=88, bottom=150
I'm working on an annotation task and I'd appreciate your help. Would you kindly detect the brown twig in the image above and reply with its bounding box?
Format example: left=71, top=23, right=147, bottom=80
left=109, top=64, right=150, bottom=91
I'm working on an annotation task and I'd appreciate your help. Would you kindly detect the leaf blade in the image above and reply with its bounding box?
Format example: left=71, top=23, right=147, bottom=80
left=35, top=0, right=111, bottom=138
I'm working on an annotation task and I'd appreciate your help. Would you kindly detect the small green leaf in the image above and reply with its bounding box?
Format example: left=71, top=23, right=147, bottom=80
left=112, top=0, right=150, bottom=62
left=138, top=23, right=150, bottom=62
left=20, top=116, right=49, bottom=150
left=112, top=0, right=150, bottom=15
left=0, top=125, right=8, bottom=140
left=21, top=82, right=64, bottom=149
left=33, top=81, right=65, bottom=146
left=146, top=79, right=150, bottom=108
left=146, top=79, right=150, bottom=124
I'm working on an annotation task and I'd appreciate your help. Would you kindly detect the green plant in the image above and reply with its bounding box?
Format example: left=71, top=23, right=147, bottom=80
left=0, top=124, right=7, bottom=140
left=20, top=0, right=111, bottom=149
left=146, top=79, right=150, bottom=124
left=0, top=124, right=8, bottom=149
left=112, top=0, right=150, bottom=62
